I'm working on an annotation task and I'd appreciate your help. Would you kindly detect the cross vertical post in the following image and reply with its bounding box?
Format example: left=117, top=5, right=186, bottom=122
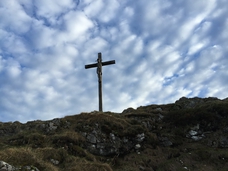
left=85, top=52, right=115, bottom=112
left=97, top=53, right=102, bottom=111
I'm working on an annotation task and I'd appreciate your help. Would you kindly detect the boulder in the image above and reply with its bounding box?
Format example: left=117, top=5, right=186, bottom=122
left=219, top=136, right=228, bottom=148
left=0, top=161, right=39, bottom=171
left=0, top=161, right=14, bottom=171
left=159, top=137, right=173, bottom=147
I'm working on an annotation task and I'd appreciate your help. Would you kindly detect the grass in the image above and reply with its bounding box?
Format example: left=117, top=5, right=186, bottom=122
left=0, top=97, right=228, bottom=170
left=0, top=147, right=113, bottom=171
left=0, top=147, right=58, bottom=171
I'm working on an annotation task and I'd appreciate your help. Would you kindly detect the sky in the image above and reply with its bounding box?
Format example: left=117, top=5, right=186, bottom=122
left=0, top=0, right=228, bottom=123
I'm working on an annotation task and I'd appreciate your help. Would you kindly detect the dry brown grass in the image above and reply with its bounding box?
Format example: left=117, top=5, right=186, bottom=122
left=0, top=147, right=113, bottom=171
left=0, top=147, right=58, bottom=171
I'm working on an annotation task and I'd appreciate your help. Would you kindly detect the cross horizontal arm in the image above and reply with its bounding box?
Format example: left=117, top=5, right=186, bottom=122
left=85, top=60, right=115, bottom=69
left=102, top=60, right=115, bottom=66
left=85, top=63, right=97, bottom=69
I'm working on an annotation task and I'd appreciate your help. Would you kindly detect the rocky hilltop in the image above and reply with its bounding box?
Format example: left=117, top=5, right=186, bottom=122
left=0, top=97, right=228, bottom=171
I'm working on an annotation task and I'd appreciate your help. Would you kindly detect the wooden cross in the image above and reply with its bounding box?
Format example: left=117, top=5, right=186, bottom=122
left=85, top=52, right=115, bottom=112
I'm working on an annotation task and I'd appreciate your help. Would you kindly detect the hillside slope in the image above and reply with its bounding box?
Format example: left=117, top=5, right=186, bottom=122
left=0, top=96, right=228, bottom=171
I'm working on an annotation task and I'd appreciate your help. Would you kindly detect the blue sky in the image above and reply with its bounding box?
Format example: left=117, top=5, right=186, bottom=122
left=0, top=0, right=228, bottom=123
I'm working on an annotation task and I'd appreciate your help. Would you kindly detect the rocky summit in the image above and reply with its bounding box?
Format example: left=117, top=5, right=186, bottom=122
left=0, top=96, right=228, bottom=171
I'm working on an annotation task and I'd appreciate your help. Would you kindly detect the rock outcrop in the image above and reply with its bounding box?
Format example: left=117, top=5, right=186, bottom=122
left=0, top=161, right=39, bottom=171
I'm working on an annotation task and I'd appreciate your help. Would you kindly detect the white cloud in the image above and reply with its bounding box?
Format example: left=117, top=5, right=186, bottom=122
left=6, top=58, right=22, bottom=78
left=34, top=0, right=76, bottom=18
left=24, top=21, right=57, bottom=49
left=62, top=11, right=94, bottom=41
left=84, top=0, right=120, bottom=23
left=0, top=0, right=32, bottom=34
left=0, top=0, right=228, bottom=122
left=84, top=0, right=104, bottom=18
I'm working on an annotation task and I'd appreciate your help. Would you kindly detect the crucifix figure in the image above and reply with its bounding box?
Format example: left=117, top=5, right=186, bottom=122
left=85, top=52, right=115, bottom=112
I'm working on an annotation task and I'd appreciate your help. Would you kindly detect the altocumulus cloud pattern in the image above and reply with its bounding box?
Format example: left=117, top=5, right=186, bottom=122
left=0, top=0, right=228, bottom=122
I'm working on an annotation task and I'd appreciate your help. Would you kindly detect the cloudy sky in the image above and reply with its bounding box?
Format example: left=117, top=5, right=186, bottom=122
left=0, top=0, right=228, bottom=123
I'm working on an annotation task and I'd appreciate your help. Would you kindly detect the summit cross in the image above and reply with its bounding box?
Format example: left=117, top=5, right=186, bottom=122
left=85, top=52, right=115, bottom=112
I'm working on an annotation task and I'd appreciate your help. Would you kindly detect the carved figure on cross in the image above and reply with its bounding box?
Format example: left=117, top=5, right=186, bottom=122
left=97, top=55, right=102, bottom=82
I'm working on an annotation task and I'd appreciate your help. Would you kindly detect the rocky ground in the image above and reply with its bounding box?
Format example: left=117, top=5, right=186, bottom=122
left=0, top=96, right=228, bottom=171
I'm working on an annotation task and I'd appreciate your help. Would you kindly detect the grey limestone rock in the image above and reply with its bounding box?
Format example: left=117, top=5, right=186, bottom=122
left=219, top=136, right=228, bottom=148
left=0, top=161, right=39, bottom=171
left=0, top=161, right=15, bottom=171
left=159, top=137, right=173, bottom=147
